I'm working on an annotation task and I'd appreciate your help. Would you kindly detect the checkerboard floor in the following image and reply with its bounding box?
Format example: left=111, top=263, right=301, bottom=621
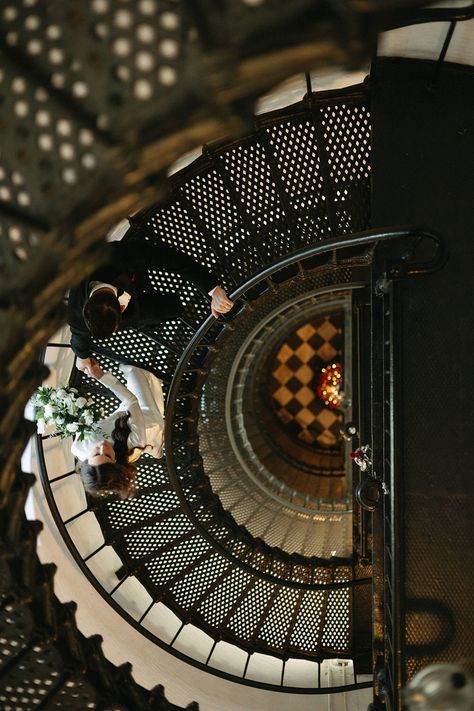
left=270, top=313, right=344, bottom=449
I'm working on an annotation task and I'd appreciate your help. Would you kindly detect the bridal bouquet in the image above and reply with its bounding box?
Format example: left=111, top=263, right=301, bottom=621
left=32, top=385, right=104, bottom=441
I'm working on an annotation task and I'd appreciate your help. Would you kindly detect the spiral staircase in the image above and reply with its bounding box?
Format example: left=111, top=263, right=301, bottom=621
left=1, top=1, right=474, bottom=710
left=37, top=82, right=375, bottom=689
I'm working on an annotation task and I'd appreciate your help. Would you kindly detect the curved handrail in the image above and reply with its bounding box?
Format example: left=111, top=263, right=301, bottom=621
left=170, top=226, right=445, bottom=386
left=381, top=4, right=474, bottom=31
left=165, top=226, right=445, bottom=588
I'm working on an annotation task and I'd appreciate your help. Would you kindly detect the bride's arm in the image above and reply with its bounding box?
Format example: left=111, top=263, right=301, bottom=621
left=98, top=372, right=146, bottom=447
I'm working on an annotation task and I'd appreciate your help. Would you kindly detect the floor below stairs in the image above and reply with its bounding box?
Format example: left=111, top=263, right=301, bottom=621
left=370, top=57, right=474, bottom=684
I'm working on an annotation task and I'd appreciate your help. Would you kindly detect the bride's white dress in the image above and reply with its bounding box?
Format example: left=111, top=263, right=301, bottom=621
left=71, top=364, right=164, bottom=462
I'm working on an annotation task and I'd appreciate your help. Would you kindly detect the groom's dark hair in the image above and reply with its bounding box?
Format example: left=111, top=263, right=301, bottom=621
left=83, top=291, right=121, bottom=339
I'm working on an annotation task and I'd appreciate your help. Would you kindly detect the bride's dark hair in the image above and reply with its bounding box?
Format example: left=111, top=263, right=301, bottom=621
left=77, top=413, right=137, bottom=498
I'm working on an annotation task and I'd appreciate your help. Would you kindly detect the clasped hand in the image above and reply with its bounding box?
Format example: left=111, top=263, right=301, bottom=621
left=76, top=357, right=104, bottom=380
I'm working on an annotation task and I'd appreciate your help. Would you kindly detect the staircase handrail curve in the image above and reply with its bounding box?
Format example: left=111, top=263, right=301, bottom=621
left=381, top=4, right=474, bottom=31
left=164, top=226, right=445, bottom=590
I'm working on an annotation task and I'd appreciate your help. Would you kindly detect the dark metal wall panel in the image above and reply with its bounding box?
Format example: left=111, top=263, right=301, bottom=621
left=370, top=57, right=474, bottom=688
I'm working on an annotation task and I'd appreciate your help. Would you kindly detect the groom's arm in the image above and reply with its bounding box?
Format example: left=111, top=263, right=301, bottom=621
left=68, top=286, right=93, bottom=359
left=70, top=327, right=93, bottom=360
left=144, top=242, right=234, bottom=315
left=69, top=323, right=102, bottom=377
left=110, top=238, right=219, bottom=295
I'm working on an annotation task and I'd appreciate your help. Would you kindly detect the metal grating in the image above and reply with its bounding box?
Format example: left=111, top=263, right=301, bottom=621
left=290, top=589, right=328, bottom=652
left=105, top=489, right=181, bottom=529
left=227, top=579, right=273, bottom=640
left=264, top=118, right=329, bottom=245
left=123, top=513, right=194, bottom=558
left=0, top=644, right=65, bottom=710
left=144, top=536, right=212, bottom=588
left=320, top=101, right=371, bottom=234
left=196, top=567, right=254, bottom=628
left=258, top=587, right=301, bottom=651
left=170, top=552, right=230, bottom=611
left=0, top=0, right=198, bottom=138
left=0, top=49, right=109, bottom=224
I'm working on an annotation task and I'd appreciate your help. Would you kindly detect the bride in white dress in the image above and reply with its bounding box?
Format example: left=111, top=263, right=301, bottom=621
left=72, top=363, right=164, bottom=498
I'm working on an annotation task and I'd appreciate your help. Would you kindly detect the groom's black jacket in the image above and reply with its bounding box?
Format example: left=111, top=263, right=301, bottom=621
left=68, top=238, right=218, bottom=359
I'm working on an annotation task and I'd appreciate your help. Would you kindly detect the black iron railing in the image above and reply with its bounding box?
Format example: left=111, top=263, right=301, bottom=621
left=382, top=3, right=474, bottom=30
left=361, top=232, right=447, bottom=710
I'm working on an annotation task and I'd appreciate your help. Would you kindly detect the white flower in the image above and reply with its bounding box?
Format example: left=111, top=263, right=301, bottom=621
left=44, top=403, right=57, bottom=419
left=32, top=385, right=98, bottom=439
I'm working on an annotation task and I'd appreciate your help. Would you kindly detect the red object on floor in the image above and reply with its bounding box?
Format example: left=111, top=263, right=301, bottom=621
left=317, top=362, right=343, bottom=409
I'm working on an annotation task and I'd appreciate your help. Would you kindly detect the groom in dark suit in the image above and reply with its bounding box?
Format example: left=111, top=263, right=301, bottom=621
left=68, top=230, right=233, bottom=377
